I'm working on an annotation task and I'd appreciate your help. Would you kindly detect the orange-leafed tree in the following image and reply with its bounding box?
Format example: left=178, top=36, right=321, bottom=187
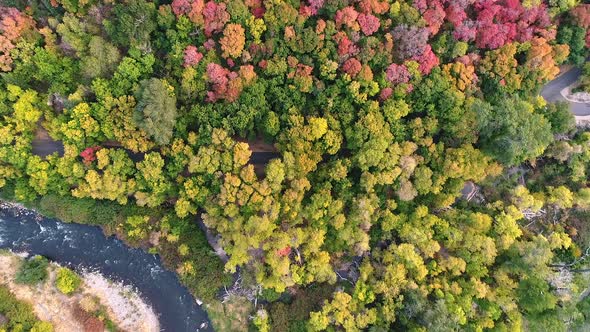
left=0, top=7, right=34, bottom=72
left=220, top=23, right=245, bottom=58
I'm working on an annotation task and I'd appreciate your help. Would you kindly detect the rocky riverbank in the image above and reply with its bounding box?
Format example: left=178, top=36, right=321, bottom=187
left=0, top=251, right=159, bottom=332
left=0, top=200, right=213, bottom=331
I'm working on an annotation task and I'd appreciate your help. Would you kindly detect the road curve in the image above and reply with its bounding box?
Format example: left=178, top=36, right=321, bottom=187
left=540, top=67, right=590, bottom=116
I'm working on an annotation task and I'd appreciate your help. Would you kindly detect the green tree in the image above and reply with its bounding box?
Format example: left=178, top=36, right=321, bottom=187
left=539, top=101, right=575, bottom=135
left=81, top=36, right=121, bottom=79
left=476, top=97, right=553, bottom=165
left=134, top=78, right=177, bottom=145
left=15, top=256, right=49, bottom=285
left=0, top=285, right=39, bottom=331
left=517, top=276, right=557, bottom=315
left=556, top=23, right=587, bottom=65
left=134, top=152, right=172, bottom=207
left=105, top=0, right=156, bottom=48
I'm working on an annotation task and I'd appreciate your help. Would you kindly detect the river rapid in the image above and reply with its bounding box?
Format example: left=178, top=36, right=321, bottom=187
left=0, top=203, right=213, bottom=332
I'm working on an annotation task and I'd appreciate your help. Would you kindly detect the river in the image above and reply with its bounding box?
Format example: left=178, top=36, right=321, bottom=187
left=0, top=203, right=213, bottom=332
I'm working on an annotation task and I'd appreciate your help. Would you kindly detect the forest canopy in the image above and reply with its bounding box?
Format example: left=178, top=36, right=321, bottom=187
left=1, top=0, right=590, bottom=331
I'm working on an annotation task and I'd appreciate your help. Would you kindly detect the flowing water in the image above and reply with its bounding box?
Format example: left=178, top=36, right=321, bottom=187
left=0, top=204, right=213, bottom=332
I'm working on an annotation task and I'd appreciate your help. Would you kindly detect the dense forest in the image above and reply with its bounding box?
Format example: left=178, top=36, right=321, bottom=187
left=1, top=0, right=590, bottom=331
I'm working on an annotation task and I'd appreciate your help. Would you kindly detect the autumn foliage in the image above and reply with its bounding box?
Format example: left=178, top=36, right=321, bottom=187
left=220, top=23, right=245, bottom=58
left=183, top=45, right=203, bottom=67
left=80, top=146, right=102, bottom=165
left=0, top=7, right=34, bottom=71
left=0, top=0, right=588, bottom=331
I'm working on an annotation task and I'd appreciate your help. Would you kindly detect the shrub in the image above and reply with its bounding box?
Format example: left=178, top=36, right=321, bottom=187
left=260, top=288, right=282, bottom=302
left=38, top=194, right=94, bottom=224
left=31, top=321, right=54, bottom=332
left=268, top=283, right=336, bottom=332
left=15, top=256, right=49, bottom=285
left=56, top=267, right=82, bottom=295
left=0, top=285, right=40, bottom=331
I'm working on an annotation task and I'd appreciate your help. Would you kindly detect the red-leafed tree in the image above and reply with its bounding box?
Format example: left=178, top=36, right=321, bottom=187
left=358, top=0, right=389, bottom=15
left=0, top=34, right=13, bottom=72
left=423, top=1, right=445, bottom=35
left=413, top=45, right=439, bottom=75
left=380, top=87, right=393, bottom=100
left=206, top=62, right=230, bottom=102
left=335, top=6, right=359, bottom=29
left=413, top=0, right=427, bottom=12
left=307, top=0, right=325, bottom=15
left=206, top=63, right=254, bottom=102
left=386, top=63, right=411, bottom=84
left=0, top=7, right=33, bottom=40
left=277, top=246, right=291, bottom=257
left=342, top=58, right=362, bottom=77
left=453, top=21, right=477, bottom=42
left=392, top=25, right=430, bottom=61
left=472, top=0, right=551, bottom=49
left=80, top=146, right=102, bottom=165
left=476, top=22, right=517, bottom=49
left=171, top=0, right=205, bottom=25
left=171, top=0, right=191, bottom=16
left=357, top=13, right=380, bottom=36
left=300, top=5, right=313, bottom=17
left=334, top=31, right=358, bottom=57
left=246, top=0, right=265, bottom=18
left=203, top=1, right=229, bottom=37
left=571, top=4, right=590, bottom=29
left=183, top=45, right=203, bottom=67
left=446, top=2, right=468, bottom=27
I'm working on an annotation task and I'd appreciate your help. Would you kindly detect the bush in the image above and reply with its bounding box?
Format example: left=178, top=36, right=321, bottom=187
left=268, top=283, right=336, bottom=332
left=31, top=321, right=54, bottom=332
left=55, top=267, right=82, bottom=295
left=15, top=256, right=49, bottom=285
left=36, top=193, right=158, bottom=228
left=260, top=288, right=282, bottom=302
left=0, top=285, right=40, bottom=331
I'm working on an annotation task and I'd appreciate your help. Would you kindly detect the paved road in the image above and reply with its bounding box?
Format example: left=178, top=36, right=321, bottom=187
left=250, top=151, right=281, bottom=164
left=31, top=138, right=64, bottom=158
left=31, top=138, right=281, bottom=165
left=540, top=67, right=590, bottom=116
